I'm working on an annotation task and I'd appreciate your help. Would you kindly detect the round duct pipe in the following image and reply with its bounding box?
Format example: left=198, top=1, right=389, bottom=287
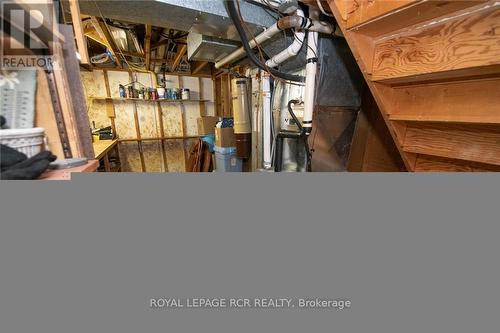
left=231, top=78, right=252, bottom=159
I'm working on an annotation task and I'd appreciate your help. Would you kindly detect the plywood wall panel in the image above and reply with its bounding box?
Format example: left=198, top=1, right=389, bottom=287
left=86, top=100, right=111, bottom=129
left=183, top=104, right=201, bottom=136
left=161, top=103, right=184, bottom=136
left=164, top=141, right=186, bottom=172
left=136, top=101, right=161, bottom=138
left=201, top=77, right=215, bottom=116
left=83, top=70, right=213, bottom=173
left=113, top=101, right=137, bottom=139
left=106, top=71, right=130, bottom=98
left=80, top=71, right=111, bottom=128
left=142, top=142, right=164, bottom=172
left=118, top=142, right=143, bottom=172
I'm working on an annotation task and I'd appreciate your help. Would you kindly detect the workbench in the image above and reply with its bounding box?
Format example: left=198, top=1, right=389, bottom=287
left=92, top=139, right=121, bottom=172
left=38, top=160, right=99, bottom=180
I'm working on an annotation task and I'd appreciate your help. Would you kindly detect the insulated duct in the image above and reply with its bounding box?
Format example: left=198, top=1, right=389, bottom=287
left=232, top=78, right=252, bottom=159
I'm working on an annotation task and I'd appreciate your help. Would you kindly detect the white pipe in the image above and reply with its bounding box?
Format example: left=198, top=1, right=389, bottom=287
left=265, top=9, right=305, bottom=68
left=303, top=30, right=318, bottom=132
left=262, top=72, right=272, bottom=169
left=215, top=23, right=280, bottom=69
left=265, top=31, right=304, bottom=68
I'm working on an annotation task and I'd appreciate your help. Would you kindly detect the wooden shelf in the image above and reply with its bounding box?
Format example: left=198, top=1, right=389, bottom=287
left=118, top=136, right=199, bottom=142
left=90, top=97, right=208, bottom=103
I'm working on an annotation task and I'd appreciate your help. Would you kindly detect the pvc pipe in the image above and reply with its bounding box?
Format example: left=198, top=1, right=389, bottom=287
left=216, top=7, right=334, bottom=69
left=215, top=23, right=280, bottom=69
left=262, top=73, right=272, bottom=169
left=303, top=30, right=318, bottom=133
left=265, top=10, right=305, bottom=68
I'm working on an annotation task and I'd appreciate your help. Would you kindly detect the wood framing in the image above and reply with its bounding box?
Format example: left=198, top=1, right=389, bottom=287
left=68, top=0, right=90, bottom=65
left=145, top=25, right=153, bottom=70
left=171, top=45, right=187, bottom=72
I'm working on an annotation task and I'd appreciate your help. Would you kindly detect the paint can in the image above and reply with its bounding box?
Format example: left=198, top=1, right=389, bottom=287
left=119, top=85, right=126, bottom=98
left=157, top=87, right=165, bottom=99
left=181, top=88, right=190, bottom=100
left=171, top=88, right=180, bottom=100
left=127, top=86, right=134, bottom=99
left=165, top=88, right=173, bottom=100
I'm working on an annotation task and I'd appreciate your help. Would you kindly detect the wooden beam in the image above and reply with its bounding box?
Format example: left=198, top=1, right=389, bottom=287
left=90, top=16, right=107, bottom=44
left=171, top=44, right=187, bottom=72
left=145, top=25, right=152, bottom=70
left=68, top=0, right=90, bottom=65
left=97, top=18, right=123, bottom=68
left=156, top=102, right=169, bottom=172
left=192, top=61, right=209, bottom=75
left=84, top=29, right=108, bottom=48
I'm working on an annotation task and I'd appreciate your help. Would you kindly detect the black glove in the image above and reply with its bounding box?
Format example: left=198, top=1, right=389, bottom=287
left=1, top=145, right=57, bottom=180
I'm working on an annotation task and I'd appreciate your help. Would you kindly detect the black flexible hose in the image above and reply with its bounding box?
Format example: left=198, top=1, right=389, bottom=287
left=287, top=100, right=312, bottom=172
left=287, top=100, right=303, bottom=131
left=226, top=0, right=306, bottom=83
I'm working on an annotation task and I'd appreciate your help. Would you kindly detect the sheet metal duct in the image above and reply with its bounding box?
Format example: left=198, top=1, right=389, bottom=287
left=187, top=32, right=240, bottom=62
left=78, top=0, right=275, bottom=41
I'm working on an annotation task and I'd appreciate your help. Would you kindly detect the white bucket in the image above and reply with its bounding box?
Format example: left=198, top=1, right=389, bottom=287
left=0, top=128, right=45, bottom=158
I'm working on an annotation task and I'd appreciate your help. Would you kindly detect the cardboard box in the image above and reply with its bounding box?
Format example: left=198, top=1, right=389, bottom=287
left=215, top=127, right=235, bottom=147
left=197, top=116, right=220, bottom=135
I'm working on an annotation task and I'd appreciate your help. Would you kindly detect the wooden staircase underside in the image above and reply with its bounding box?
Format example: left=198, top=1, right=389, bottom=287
left=326, top=0, right=500, bottom=171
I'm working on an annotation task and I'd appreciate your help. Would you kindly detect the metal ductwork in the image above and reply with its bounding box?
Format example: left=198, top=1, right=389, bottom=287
left=187, top=32, right=240, bottom=63
left=79, top=0, right=275, bottom=41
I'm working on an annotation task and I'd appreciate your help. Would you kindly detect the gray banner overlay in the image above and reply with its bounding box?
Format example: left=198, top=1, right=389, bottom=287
left=1, top=174, right=499, bottom=332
